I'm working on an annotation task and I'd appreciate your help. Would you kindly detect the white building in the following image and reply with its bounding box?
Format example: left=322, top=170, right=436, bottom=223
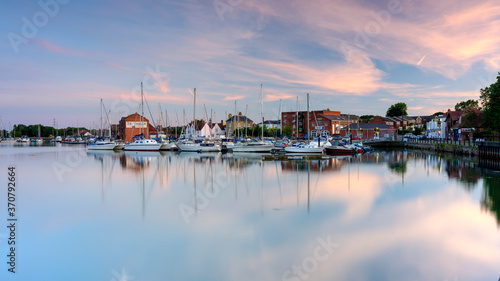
left=426, top=116, right=447, bottom=138
left=258, top=120, right=280, bottom=129
left=185, top=122, right=203, bottom=138
left=199, top=123, right=225, bottom=138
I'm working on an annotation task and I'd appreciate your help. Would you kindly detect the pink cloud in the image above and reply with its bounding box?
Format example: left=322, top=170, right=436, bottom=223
left=34, top=39, right=85, bottom=57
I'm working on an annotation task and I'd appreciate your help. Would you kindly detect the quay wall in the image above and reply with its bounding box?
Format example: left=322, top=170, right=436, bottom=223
left=404, top=142, right=478, bottom=156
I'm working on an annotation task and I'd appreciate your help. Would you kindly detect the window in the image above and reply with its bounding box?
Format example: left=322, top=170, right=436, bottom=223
left=293, top=125, right=296, bottom=129
left=312, top=122, right=315, bottom=126
left=325, top=121, right=328, bottom=126
left=318, top=119, right=322, bottom=125
left=284, top=115, right=287, bottom=118
left=284, top=120, right=287, bottom=124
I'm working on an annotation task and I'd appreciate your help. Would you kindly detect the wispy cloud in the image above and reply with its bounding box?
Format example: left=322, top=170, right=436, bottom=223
left=34, top=39, right=85, bottom=57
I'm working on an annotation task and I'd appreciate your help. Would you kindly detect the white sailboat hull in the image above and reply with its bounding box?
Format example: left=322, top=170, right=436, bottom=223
left=88, top=143, right=117, bottom=150
left=160, top=142, right=174, bottom=150
left=284, top=146, right=324, bottom=153
left=176, top=143, right=221, bottom=152
left=232, top=144, right=273, bottom=153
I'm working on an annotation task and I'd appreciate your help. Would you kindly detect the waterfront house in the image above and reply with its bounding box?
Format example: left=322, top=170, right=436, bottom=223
left=200, top=121, right=225, bottom=138
left=185, top=120, right=205, bottom=138
left=226, top=113, right=253, bottom=137
left=118, top=113, right=158, bottom=142
left=444, top=108, right=483, bottom=141
left=426, top=115, right=447, bottom=138
left=281, top=110, right=358, bottom=138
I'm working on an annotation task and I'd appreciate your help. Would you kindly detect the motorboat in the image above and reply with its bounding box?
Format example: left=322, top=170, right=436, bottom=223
left=124, top=138, right=161, bottom=151
left=18, top=136, right=30, bottom=142
left=284, top=143, right=324, bottom=153
left=325, top=145, right=355, bottom=156
left=87, top=139, right=117, bottom=150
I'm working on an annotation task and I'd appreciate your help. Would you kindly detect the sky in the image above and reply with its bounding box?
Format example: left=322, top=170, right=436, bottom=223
left=1, top=0, right=500, bottom=129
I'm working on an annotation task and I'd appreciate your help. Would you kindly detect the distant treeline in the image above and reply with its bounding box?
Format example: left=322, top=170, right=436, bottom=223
left=9, top=124, right=88, bottom=138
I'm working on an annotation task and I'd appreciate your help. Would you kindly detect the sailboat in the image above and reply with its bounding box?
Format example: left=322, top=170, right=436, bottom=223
left=31, top=125, right=43, bottom=143
left=232, top=84, right=273, bottom=153
left=284, top=93, right=324, bottom=154
left=88, top=99, right=117, bottom=150
left=124, top=83, right=161, bottom=151
left=176, top=88, right=221, bottom=152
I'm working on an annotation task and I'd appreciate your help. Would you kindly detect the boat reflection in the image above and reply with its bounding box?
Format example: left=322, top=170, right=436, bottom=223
left=84, top=150, right=500, bottom=226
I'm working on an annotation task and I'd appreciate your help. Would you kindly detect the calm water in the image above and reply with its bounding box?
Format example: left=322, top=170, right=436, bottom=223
left=0, top=142, right=499, bottom=281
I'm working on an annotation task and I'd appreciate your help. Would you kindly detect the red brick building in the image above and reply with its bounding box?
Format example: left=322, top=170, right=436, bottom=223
left=118, top=113, right=157, bottom=142
left=281, top=110, right=358, bottom=138
left=339, top=123, right=397, bottom=140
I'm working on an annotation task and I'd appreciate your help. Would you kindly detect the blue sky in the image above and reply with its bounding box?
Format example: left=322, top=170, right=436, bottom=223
left=1, top=0, right=499, bottom=128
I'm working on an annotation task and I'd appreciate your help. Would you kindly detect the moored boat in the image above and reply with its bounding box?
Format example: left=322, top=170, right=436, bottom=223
left=325, top=145, right=355, bottom=156
left=284, top=143, right=324, bottom=153
left=88, top=139, right=117, bottom=150
left=232, top=139, right=273, bottom=153
left=124, top=138, right=161, bottom=151
left=176, top=140, right=221, bottom=152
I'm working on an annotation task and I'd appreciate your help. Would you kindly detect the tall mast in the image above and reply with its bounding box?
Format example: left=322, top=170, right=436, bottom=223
left=296, top=96, right=299, bottom=139
left=108, top=110, right=111, bottom=139
left=100, top=99, right=103, bottom=137
left=234, top=100, right=237, bottom=138
left=279, top=99, right=283, bottom=139
left=193, top=88, right=196, bottom=138
left=245, top=104, right=248, bottom=138
left=141, top=82, right=144, bottom=138
left=307, top=93, right=310, bottom=141
left=158, top=103, right=162, bottom=135
left=260, top=83, right=264, bottom=139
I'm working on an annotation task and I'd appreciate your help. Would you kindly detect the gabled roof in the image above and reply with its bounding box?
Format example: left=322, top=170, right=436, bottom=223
left=445, top=110, right=463, bottom=122
left=120, top=112, right=150, bottom=122
left=227, top=115, right=253, bottom=123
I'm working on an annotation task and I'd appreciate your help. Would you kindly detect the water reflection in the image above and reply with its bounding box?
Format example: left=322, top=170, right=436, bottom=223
left=482, top=175, right=500, bottom=225
left=6, top=143, right=500, bottom=281
left=85, top=150, right=500, bottom=230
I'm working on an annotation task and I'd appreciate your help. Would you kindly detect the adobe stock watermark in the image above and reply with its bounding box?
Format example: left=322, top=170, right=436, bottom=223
left=474, top=72, right=498, bottom=93
left=213, top=0, right=243, bottom=22
left=340, top=0, right=403, bottom=59
left=110, top=267, right=136, bottom=281
left=51, top=146, right=87, bottom=182
left=7, top=0, right=70, bottom=54
left=109, top=64, right=170, bottom=117
left=178, top=169, right=231, bottom=224
left=282, top=236, right=340, bottom=281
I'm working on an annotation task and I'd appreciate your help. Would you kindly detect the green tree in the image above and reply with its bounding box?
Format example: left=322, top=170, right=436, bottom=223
left=386, top=102, right=408, bottom=117
left=480, top=73, right=500, bottom=131
left=433, top=111, right=444, bottom=116
left=461, top=107, right=483, bottom=130
left=282, top=125, right=293, bottom=137
left=455, top=99, right=479, bottom=111
left=360, top=115, right=375, bottom=123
